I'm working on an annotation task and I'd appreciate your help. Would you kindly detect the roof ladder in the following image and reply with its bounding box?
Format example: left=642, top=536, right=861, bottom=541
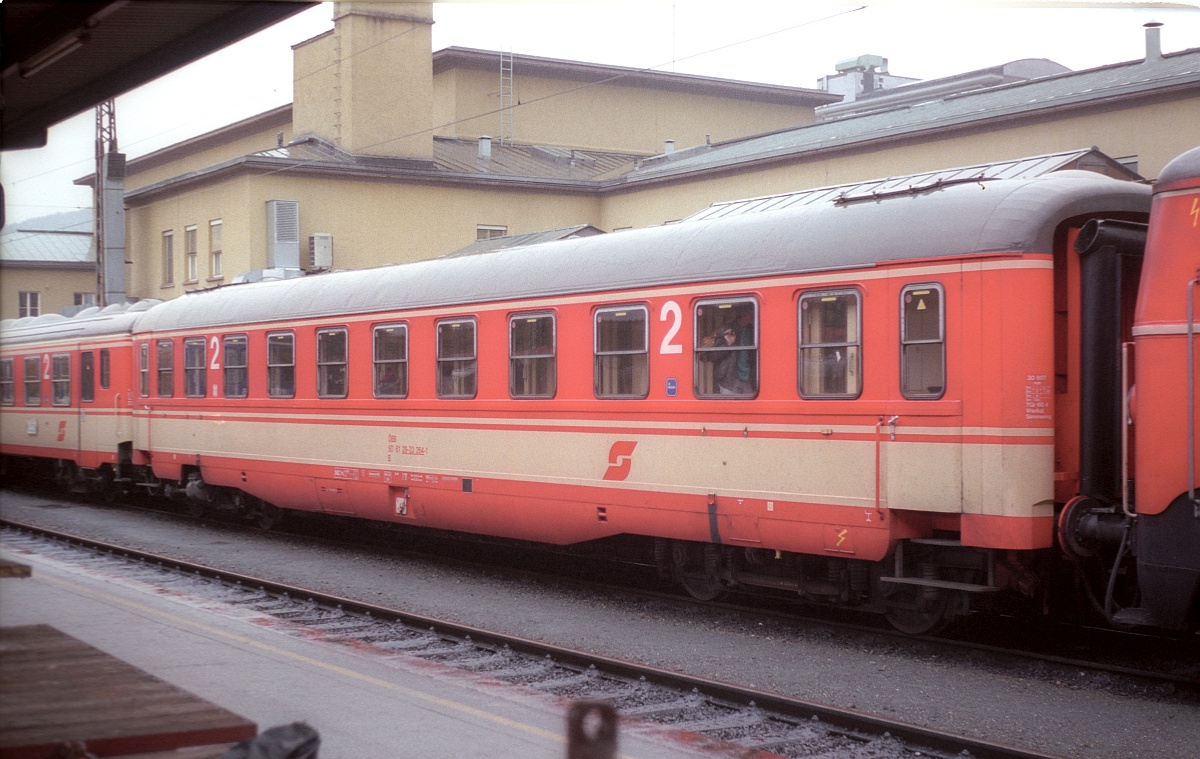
left=500, top=48, right=514, bottom=145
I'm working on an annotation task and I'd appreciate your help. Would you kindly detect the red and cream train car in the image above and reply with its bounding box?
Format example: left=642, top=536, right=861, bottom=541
left=3, top=152, right=1197, bottom=634
left=0, top=302, right=154, bottom=489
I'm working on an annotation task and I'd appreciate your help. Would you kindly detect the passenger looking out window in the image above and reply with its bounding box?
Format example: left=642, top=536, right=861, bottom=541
left=695, top=298, right=758, bottom=397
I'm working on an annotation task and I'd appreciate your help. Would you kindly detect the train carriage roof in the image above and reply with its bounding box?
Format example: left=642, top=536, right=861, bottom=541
left=0, top=301, right=160, bottom=348
left=134, top=169, right=1149, bottom=334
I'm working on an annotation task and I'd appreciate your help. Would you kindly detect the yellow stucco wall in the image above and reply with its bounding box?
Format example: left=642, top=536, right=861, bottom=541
left=435, top=66, right=817, bottom=155
left=125, top=173, right=603, bottom=300
left=123, top=115, right=293, bottom=194
left=293, top=3, right=434, bottom=159
left=0, top=268, right=97, bottom=320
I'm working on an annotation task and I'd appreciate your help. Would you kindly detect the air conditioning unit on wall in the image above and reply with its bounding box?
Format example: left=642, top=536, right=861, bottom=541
left=308, top=233, right=333, bottom=270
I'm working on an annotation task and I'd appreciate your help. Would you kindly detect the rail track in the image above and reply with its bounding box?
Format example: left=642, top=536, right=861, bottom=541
left=3, top=483, right=1197, bottom=699
left=3, top=519, right=1070, bottom=759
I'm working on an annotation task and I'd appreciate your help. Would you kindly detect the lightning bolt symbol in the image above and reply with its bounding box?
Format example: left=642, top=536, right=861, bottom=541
left=1191, top=198, right=1199, bottom=228
left=836, top=529, right=848, bottom=546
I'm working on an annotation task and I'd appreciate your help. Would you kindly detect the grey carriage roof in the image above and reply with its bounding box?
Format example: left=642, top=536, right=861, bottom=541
left=131, top=169, right=1150, bottom=335
left=0, top=301, right=161, bottom=347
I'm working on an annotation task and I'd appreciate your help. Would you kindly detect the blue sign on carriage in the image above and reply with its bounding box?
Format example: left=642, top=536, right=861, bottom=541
left=666, top=377, right=678, bottom=397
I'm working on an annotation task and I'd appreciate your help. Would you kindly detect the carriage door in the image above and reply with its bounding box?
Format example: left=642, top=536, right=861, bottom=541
left=883, top=282, right=962, bottom=514
left=77, top=348, right=96, bottom=465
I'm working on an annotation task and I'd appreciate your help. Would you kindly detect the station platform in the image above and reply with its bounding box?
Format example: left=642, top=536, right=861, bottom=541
left=0, top=546, right=711, bottom=759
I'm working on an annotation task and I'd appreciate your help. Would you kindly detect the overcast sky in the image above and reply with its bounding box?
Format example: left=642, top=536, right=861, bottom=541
left=3, top=1, right=1199, bottom=228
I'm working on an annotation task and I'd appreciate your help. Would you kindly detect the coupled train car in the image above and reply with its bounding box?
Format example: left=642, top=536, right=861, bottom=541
left=3, top=148, right=1198, bottom=634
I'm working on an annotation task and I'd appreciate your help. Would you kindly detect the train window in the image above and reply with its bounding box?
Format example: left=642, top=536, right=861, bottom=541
left=694, top=298, right=758, bottom=398
left=81, top=352, right=95, bottom=403
left=437, top=319, right=477, bottom=399
left=798, top=289, right=862, bottom=399
left=594, top=305, right=649, bottom=399
left=509, top=312, right=555, bottom=399
left=100, top=349, right=110, bottom=390
left=184, top=338, right=206, bottom=398
left=51, top=354, right=71, bottom=406
left=901, top=283, right=946, bottom=399
left=223, top=335, right=248, bottom=399
left=24, top=356, right=41, bottom=406
left=317, top=328, right=348, bottom=399
left=156, top=340, right=174, bottom=398
left=267, top=332, right=295, bottom=398
left=1, top=359, right=13, bottom=405
left=373, top=324, right=408, bottom=399
left=139, top=344, right=150, bottom=397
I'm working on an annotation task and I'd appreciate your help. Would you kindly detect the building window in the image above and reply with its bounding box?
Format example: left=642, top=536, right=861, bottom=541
left=694, top=298, right=758, bottom=398
left=18, top=291, right=40, bottom=318
left=267, top=332, right=295, bottom=398
left=798, top=289, right=862, bottom=399
left=476, top=224, right=507, bottom=241
left=184, top=337, right=206, bottom=398
left=51, top=354, right=71, bottom=406
left=373, top=324, right=408, bottom=399
left=317, top=328, right=348, bottom=398
left=1, top=359, right=14, bottom=405
left=81, top=352, right=95, bottom=403
left=162, top=231, right=174, bottom=286
left=509, top=312, right=555, bottom=398
left=139, top=343, right=150, bottom=397
left=74, top=292, right=96, bottom=307
left=594, top=305, right=649, bottom=399
left=100, top=349, right=110, bottom=389
left=185, top=225, right=198, bottom=282
left=223, top=335, right=248, bottom=398
left=437, top=318, right=477, bottom=398
left=901, top=283, right=946, bottom=399
left=24, top=356, right=41, bottom=406
left=157, top=339, right=174, bottom=397
left=209, top=220, right=223, bottom=278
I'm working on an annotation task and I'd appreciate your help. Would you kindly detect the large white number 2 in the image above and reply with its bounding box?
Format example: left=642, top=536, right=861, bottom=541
left=209, top=336, right=221, bottom=370
left=659, top=301, right=682, bottom=355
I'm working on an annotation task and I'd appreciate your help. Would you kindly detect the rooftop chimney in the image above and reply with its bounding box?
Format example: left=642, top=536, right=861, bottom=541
left=663, top=139, right=675, bottom=154
left=1144, top=21, right=1163, bottom=62
left=478, top=135, right=492, bottom=160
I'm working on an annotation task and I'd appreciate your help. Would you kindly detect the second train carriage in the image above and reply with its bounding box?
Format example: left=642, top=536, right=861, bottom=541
left=5, top=152, right=1196, bottom=633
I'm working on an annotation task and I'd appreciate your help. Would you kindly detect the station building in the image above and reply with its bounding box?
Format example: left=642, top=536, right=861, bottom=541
left=4, top=1, right=1200, bottom=315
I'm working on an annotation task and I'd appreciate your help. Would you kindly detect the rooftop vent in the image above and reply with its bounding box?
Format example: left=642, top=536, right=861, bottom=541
left=1144, top=21, right=1163, bottom=62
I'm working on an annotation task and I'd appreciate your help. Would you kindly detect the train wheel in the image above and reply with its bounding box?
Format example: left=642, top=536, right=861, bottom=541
left=671, top=541, right=724, bottom=601
left=255, top=503, right=284, bottom=531
left=884, top=586, right=951, bottom=635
